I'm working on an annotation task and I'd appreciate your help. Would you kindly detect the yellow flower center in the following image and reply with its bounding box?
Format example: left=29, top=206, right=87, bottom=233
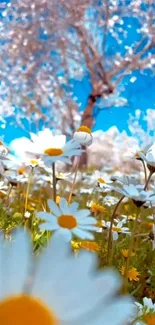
left=58, top=214, right=77, bottom=229
left=44, top=148, right=63, bottom=156
left=18, top=168, right=25, bottom=175
left=0, top=141, right=3, bottom=145
left=97, top=178, right=105, bottom=184
left=77, top=125, right=91, bottom=134
left=143, top=314, right=155, bottom=325
left=135, top=150, right=145, bottom=159
left=112, top=227, right=122, bottom=232
left=30, top=159, right=39, bottom=166
left=0, top=295, right=59, bottom=325
left=135, top=152, right=140, bottom=158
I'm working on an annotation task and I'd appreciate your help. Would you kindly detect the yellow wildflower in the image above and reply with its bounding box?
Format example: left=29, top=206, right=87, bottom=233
left=79, top=241, right=101, bottom=252
left=121, top=249, right=135, bottom=258
left=120, top=266, right=140, bottom=282
left=91, top=202, right=106, bottom=213
left=71, top=241, right=80, bottom=250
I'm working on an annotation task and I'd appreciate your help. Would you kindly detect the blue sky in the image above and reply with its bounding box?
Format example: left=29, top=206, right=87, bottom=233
left=1, top=69, right=155, bottom=143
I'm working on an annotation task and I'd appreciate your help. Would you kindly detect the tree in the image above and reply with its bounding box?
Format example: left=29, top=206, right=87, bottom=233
left=0, top=0, right=155, bottom=153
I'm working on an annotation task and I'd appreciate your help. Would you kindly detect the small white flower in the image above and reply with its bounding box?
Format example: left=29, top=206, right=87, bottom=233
left=135, top=297, right=155, bottom=316
left=25, top=158, right=44, bottom=168
left=138, top=143, right=155, bottom=171
left=27, top=128, right=83, bottom=165
left=37, top=198, right=97, bottom=241
left=73, top=126, right=93, bottom=146
left=106, top=221, right=130, bottom=241
left=103, top=195, right=120, bottom=207
left=88, top=170, right=112, bottom=190
left=24, top=211, right=31, bottom=219
left=4, top=172, right=27, bottom=185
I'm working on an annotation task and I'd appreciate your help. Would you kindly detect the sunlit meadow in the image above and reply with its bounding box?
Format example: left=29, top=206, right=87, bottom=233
left=0, top=120, right=154, bottom=324
left=0, top=0, right=155, bottom=324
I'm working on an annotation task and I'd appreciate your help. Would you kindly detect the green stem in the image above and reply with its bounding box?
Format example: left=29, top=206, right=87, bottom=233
left=144, top=171, right=153, bottom=190
left=123, top=208, right=140, bottom=293
left=68, top=157, right=80, bottom=203
left=107, top=196, right=125, bottom=265
left=5, top=184, right=13, bottom=206
left=52, top=163, right=56, bottom=202
left=141, top=159, right=147, bottom=184
left=24, top=169, right=33, bottom=215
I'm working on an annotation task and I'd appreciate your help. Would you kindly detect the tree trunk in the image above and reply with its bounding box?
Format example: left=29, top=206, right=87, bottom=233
left=79, top=94, right=97, bottom=168
left=81, top=95, right=96, bottom=129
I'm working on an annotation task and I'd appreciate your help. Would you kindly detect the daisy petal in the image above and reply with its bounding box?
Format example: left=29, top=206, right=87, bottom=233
left=76, top=297, right=134, bottom=325
left=0, top=229, right=31, bottom=299
left=78, top=217, right=96, bottom=225
left=54, top=228, right=72, bottom=241
left=40, top=222, right=59, bottom=231
left=48, top=199, right=61, bottom=216
left=79, top=225, right=97, bottom=231
left=74, top=210, right=90, bottom=219
left=37, top=212, right=56, bottom=222
left=72, top=228, right=94, bottom=240
left=69, top=202, right=79, bottom=214
left=59, top=198, right=70, bottom=215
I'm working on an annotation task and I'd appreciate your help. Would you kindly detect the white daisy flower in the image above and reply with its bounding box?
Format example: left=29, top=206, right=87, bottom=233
left=0, top=229, right=134, bottom=325
left=25, top=158, right=44, bottom=169
left=135, top=297, right=155, bottom=320
left=4, top=171, right=27, bottom=186
left=106, top=221, right=130, bottom=241
left=125, top=143, right=152, bottom=161
left=73, top=125, right=93, bottom=146
left=37, top=198, right=97, bottom=241
left=103, top=195, right=120, bottom=207
left=108, top=183, right=155, bottom=206
left=2, top=155, right=43, bottom=175
left=24, top=211, right=31, bottom=219
left=27, top=128, right=83, bottom=165
left=138, top=143, right=155, bottom=172
left=86, top=170, right=112, bottom=190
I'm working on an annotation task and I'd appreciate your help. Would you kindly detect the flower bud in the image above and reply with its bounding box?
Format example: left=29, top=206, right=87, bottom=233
left=73, top=125, right=93, bottom=146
